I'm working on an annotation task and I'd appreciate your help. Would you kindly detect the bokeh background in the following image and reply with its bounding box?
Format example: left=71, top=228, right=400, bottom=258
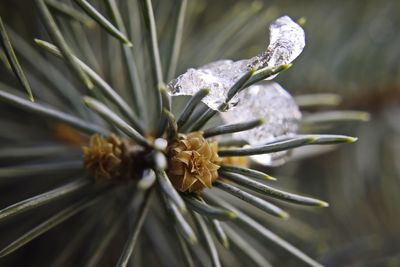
left=1, top=0, right=399, bottom=266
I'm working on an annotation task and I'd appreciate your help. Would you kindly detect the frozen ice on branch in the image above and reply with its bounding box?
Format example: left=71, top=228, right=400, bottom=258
left=221, top=81, right=301, bottom=165
left=221, top=82, right=301, bottom=145
left=167, top=15, right=305, bottom=110
left=251, top=15, right=306, bottom=70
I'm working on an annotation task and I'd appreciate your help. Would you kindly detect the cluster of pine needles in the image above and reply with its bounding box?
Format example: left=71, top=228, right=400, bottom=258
left=0, top=0, right=368, bottom=266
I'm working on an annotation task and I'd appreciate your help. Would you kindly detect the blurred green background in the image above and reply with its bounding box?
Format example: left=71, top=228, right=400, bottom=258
left=1, top=0, right=399, bottom=266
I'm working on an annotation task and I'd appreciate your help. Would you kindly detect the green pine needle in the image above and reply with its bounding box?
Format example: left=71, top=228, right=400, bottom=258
left=73, top=0, right=133, bottom=46
left=0, top=17, right=34, bottom=101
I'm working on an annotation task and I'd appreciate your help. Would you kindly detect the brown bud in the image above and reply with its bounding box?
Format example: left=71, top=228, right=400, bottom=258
left=167, top=132, right=222, bottom=193
left=82, top=134, right=127, bottom=182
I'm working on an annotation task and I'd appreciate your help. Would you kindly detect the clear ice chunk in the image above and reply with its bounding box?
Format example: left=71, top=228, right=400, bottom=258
left=167, top=59, right=251, bottom=110
left=251, top=15, right=306, bottom=70
left=167, top=16, right=305, bottom=110
left=221, top=81, right=301, bottom=165
left=221, top=81, right=301, bottom=145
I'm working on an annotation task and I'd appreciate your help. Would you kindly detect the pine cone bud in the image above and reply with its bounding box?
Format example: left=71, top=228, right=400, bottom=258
left=167, top=132, right=222, bottom=193
left=82, top=134, right=127, bottom=182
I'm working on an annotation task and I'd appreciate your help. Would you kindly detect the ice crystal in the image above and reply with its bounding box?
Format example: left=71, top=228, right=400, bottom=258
left=167, top=15, right=305, bottom=110
left=221, top=81, right=302, bottom=165
left=251, top=15, right=306, bottom=70
left=167, top=59, right=250, bottom=109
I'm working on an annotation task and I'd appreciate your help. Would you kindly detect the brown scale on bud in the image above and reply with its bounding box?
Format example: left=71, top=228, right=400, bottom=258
left=167, top=132, right=222, bottom=193
left=82, top=134, right=147, bottom=182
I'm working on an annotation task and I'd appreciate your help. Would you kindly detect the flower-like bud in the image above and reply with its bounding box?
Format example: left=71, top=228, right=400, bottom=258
left=82, top=134, right=127, bottom=182
left=167, top=132, right=222, bottom=193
